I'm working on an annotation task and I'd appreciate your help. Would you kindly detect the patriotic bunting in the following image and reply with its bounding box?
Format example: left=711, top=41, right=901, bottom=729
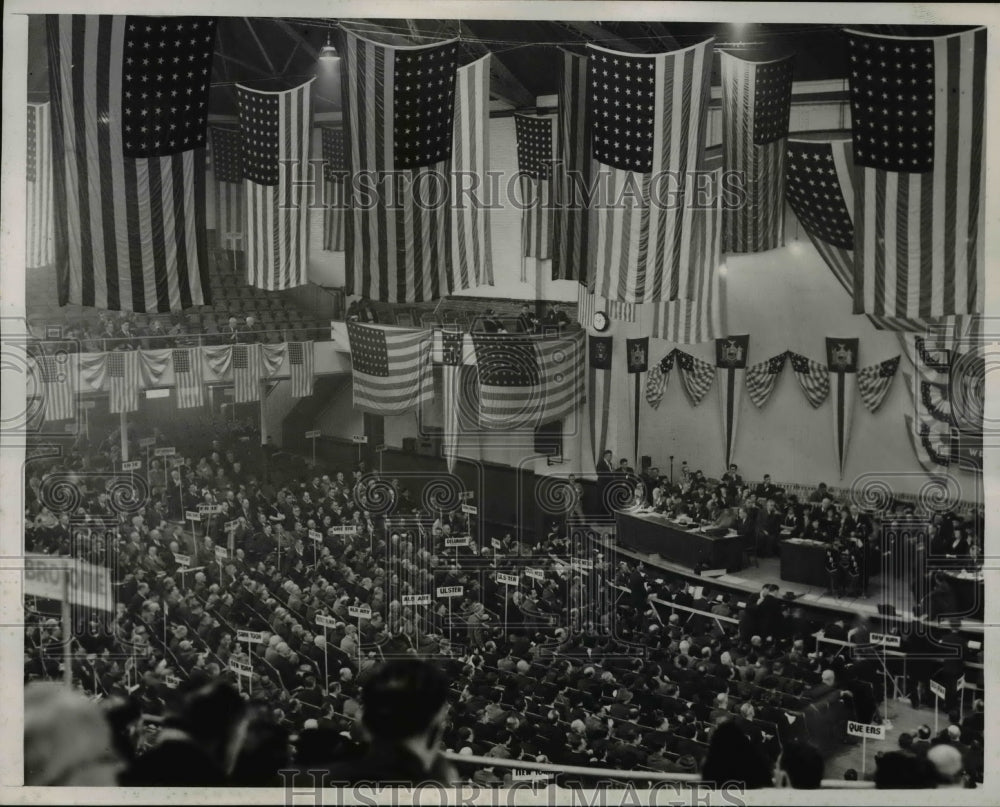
left=288, top=341, right=315, bottom=398
left=433, top=329, right=470, bottom=473
left=232, top=343, right=262, bottom=403
left=789, top=352, right=829, bottom=409
left=27, top=102, right=54, bottom=269
left=173, top=348, right=204, bottom=409
left=35, top=352, right=77, bottom=422
left=108, top=351, right=140, bottom=414
left=675, top=351, right=715, bottom=407
left=645, top=351, right=675, bottom=410
left=715, top=335, right=749, bottom=467
left=826, top=338, right=859, bottom=478
left=857, top=356, right=900, bottom=414
left=745, top=352, right=787, bottom=409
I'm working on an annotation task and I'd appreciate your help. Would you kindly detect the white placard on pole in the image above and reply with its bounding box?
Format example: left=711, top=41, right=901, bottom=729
left=444, top=536, right=471, bottom=548
left=305, top=430, right=321, bottom=439
left=846, top=721, right=886, bottom=740
left=491, top=537, right=502, bottom=550
left=351, top=435, right=368, bottom=444
left=525, top=568, right=545, bottom=581
left=23, top=555, right=114, bottom=613
left=497, top=573, right=519, bottom=586
left=870, top=632, right=902, bottom=648
left=401, top=594, right=432, bottom=606
left=230, top=660, right=253, bottom=677
left=929, top=679, right=946, bottom=699
left=315, top=614, right=338, bottom=629
left=154, top=446, right=177, bottom=457
left=121, top=460, right=141, bottom=472
left=436, top=585, right=464, bottom=598
left=309, top=529, right=324, bottom=541
left=347, top=605, right=372, bottom=619
left=327, top=525, right=358, bottom=536
left=173, top=553, right=191, bottom=568
left=236, top=630, right=264, bottom=645
left=185, top=511, right=202, bottom=522
left=139, top=437, right=157, bottom=448
left=214, top=546, right=229, bottom=560
left=462, top=504, right=478, bottom=515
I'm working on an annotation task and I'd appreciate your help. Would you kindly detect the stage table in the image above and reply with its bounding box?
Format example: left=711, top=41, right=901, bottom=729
left=615, top=510, right=743, bottom=572
left=779, top=538, right=830, bottom=588
left=942, top=570, right=984, bottom=622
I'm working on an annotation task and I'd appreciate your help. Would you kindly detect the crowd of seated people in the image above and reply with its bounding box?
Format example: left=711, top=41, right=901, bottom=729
left=21, top=417, right=984, bottom=788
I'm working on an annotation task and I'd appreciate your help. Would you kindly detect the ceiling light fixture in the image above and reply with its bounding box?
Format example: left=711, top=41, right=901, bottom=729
left=319, top=30, right=339, bottom=63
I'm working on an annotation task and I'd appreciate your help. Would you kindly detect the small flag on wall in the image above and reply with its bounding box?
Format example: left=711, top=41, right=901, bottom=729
left=857, top=356, right=900, bottom=414
left=675, top=350, right=715, bottom=406
left=789, top=352, right=829, bottom=409
left=744, top=352, right=787, bottom=409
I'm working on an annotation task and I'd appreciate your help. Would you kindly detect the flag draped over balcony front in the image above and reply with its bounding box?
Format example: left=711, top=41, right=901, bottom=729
left=347, top=322, right=433, bottom=415
left=720, top=53, right=793, bottom=254
left=338, top=29, right=460, bottom=303
left=27, top=102, right=54, bottom=269
left=237, top=78, right=313, bottom=291
left=433, top=329, right=469, bottom=473
left=451, top=55, right=494, bottom=290
left=744, top=351, right=787, bottom=409
left=846, top=28, right=986, bottom=320
left=827, top=338, right=859, bottom=478
left=587, top=39, right=714, bottom=304
left=172, top=348, right=204, bottom=408
left=46, top=15, right=215, bottom=312
left=515, top=114, right=555, bottom=265
left=715, top=335, right=749, bottom=467
left=645, top=351, right=675, bottom=410
left=210, top=126, right=244, bottom=252
left=108, top=351, right=140, bottom=413
left=649, top=167, right=724, bottom=344
left=320, top=126, right=346, bottom=252
left=232, top=343, right=262, bottom=403
left=468, top=330, right=584, bottom=431
left=34, top=352, right=77, bottom=421
left=553, top=50, right=591, bottom=283
left=288, top=341, right=315, bottom=398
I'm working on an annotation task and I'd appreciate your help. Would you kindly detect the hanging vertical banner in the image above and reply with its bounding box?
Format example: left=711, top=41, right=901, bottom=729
left=715, top=335, right=749, bottom=468
left=589, top=335, right=613, bottom=465
left=827, top=338, right=859, bottom=478
left=626, top=337, right=649, bottom=465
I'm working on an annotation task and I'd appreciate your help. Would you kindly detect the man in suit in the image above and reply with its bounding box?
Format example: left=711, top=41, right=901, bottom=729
left=595, top=450, right=615, bottom=513
left=755, top=499, right=782, bottom=557
left=516, top=304, right=537, bottom=334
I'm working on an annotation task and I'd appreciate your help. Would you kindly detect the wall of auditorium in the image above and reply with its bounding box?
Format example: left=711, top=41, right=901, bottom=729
left=589, top=237, right=978, bottom=501
left=315, top=378, right=364, bottom=439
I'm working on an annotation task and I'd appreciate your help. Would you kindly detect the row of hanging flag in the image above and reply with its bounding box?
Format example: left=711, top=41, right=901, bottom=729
left=30, top=342, right=315, bottom=420
left=588, top=333, right=901, bottom=477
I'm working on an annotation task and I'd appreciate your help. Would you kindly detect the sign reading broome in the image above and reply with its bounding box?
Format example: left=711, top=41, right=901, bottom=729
left=24, top=554, right=114, bottom=613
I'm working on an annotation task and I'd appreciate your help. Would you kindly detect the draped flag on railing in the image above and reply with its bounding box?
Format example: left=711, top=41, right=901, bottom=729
left=645, top=351, right=675, bottom=410
left=232, top=343, right=262, bottom=403
left=34, top=352, right=76, bottom=421
left=720, top=53, right=793, bottom=254
left=451, top=54, right=494, bottom=290
left=347, top=322, right=434, bottom=416
left=108, top=351, right=140, bottom=413
left=588, top=39, right=714, bottom=303
left=857, top=356, right=900, bottom=414
left=320, top=126, right=346, bottom=252
left=211, top=126, right=244, bottom=252
left=552, top=50, right=590, bottom=283
left=27, top=101, right=54, bottom=269
left=589, top=335, right=613, bottom=464
left=715, top=335, right=749, bottom=467
left=173, top=348, right=204, bottom=409
left=789, top=352, right=829, bottom=409
left=238, top=78, right=313, bottom=291
left=826, top=338, right=859, bottom=478
left=515, top=114, right=555, bottom=267
left=338, top=29, right=459, bottom=303
left=675, top=350, right=714, bottom=406
left=46, top=15, right=215, bottom=312
left=288, top=341, right=315, bottom=398
left=846, top=28, right=986, bottom=320
left=433, top=329, right=470, bottom=473
left=745, top=351, right=787, bottom=409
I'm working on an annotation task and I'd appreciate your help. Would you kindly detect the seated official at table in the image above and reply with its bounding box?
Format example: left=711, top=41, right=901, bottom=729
left=781, top=504, right=804, bottom=537
left=631, top=482, right=648, bottom=509
left=703, top=507, right=737, bottom=537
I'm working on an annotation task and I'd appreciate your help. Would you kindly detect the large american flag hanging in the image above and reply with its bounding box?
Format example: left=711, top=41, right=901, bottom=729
left=553, top=50, right=591, bottom=284
left=720, top=53, right=793, bottom=254
left=210, top=126, right=244, bottom=252
left=846, top=28, right=986, bottom=320
left=237, top=79, right=313, bottom=291
left=339, top=29, right=459, bottom=303
left=46, top=15, right=214, bottom=312
left=588, top=39, right=714, bottom=303
left=27, top=102, right=54, bottom=269
left=288, top=341, right=315, bottom=398
left=649, top=167, right=724, bottom=344
left=347, top=322, right=434, bottom=415
left=36, top=352, right=77, bottom=421
left=108, top=350, right=140, bottom=413
left=320, top=126, right=346, bottom=252
left=515, top=114, right=555, bottom=263
left=451, top=54, right=494, bottom=290
left=173, top=348, right=204, bottom=409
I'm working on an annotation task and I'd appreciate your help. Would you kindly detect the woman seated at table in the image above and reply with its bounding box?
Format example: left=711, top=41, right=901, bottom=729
left=944, top=526, right=971, bottom=558
left=781, top=504, right=803, bottom=537
left=630, top=481, right=648, bottom=509
left=650, top=485, right=666, bottom=511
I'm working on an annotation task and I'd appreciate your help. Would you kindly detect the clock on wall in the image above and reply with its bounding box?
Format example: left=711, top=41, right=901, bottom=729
left=592, top=311, right=610, bottom=332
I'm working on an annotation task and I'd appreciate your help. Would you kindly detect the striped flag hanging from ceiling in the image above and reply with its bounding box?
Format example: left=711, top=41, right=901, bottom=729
left=720, top=53, right=793, bottom=254
left=210, top=126, right=244, bottom=252
left=288, top=341, right=315, bottom=398
left=320, top=125, right=346, bottom=252
left=846, top=28, right=986, bottom=320
left=46, top=15, right=215, bottom=312
left=649, top=167, right=724, bottom=344
left=553, top=49, right=591, bottom=284
left=451, top=54, right=494, bottom=290
left=515, top=114, right=555, bottom=264
left=238, top=79, right=314, bottom=291
left=587, top=39, right=714, bottom=304
left=27, top=102, right=54, bottom=269
left=338, top=29, right=459, bottom=303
